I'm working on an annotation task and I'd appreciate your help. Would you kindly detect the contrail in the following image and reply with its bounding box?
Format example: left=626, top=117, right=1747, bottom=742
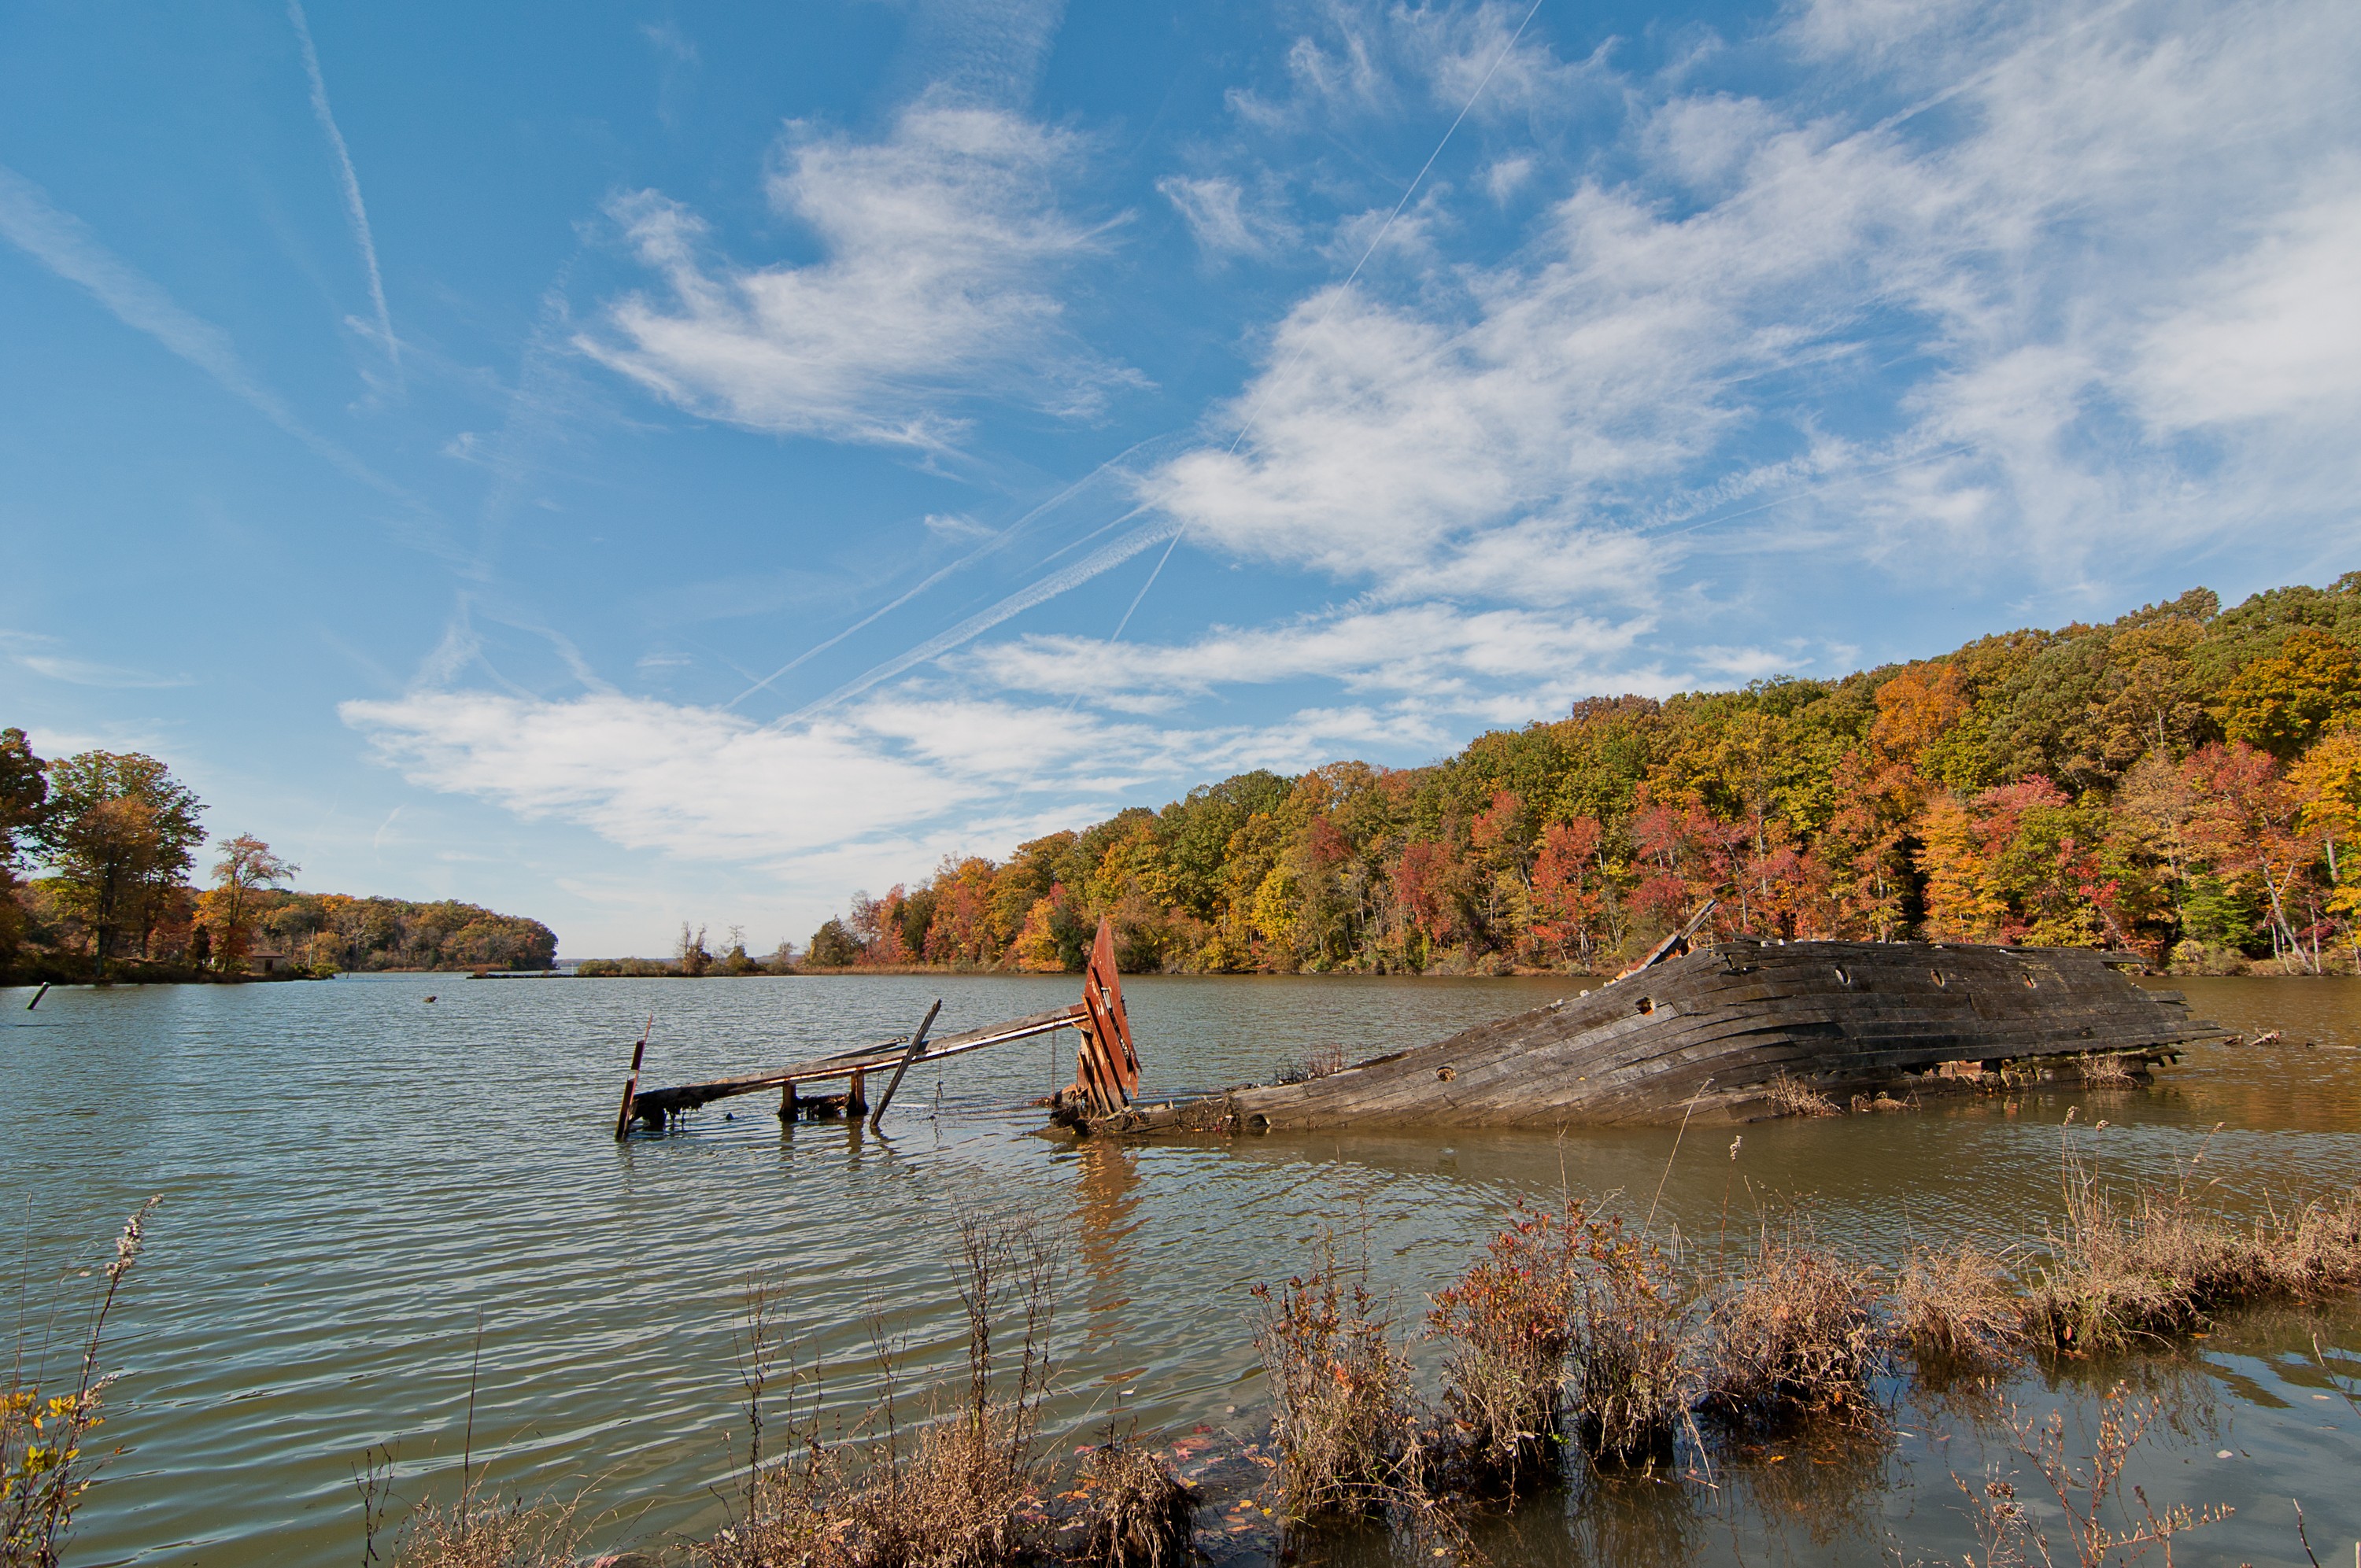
left=289, top=0, right=399, bottom=378
left=776, top=510, right=1173, bottom=727
left=753, top=5, right=1550, bottom=721
left=730, top=433, right=1185, bottom=712
left=0, top=160, right=408, bottom=500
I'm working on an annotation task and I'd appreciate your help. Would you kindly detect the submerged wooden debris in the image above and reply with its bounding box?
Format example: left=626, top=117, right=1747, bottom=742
left=1057, top=915, right=2229, bottom=1137
left=615, top=917, right=1140, bottom=1135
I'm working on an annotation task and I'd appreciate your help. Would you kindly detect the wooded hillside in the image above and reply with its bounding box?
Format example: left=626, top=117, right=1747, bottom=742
left=812, top=574, right=2361, bottom=976
left=1, top=725, right=556, bottom=980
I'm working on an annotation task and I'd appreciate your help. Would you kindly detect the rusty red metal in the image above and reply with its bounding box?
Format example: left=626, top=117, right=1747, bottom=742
left=1073, top=916, right=1140, bottom=1116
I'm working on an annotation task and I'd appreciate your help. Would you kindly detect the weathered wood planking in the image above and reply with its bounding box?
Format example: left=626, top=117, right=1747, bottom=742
left=625, top=1004, right=1084, bottom=1129
left=1072, top=940, right=2228, bottom=1135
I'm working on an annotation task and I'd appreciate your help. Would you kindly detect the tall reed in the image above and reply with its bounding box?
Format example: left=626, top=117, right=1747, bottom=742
left=2023, top=1120, right=2361, bottom=1352
left=703, top=1214, right=1070, bottom=1568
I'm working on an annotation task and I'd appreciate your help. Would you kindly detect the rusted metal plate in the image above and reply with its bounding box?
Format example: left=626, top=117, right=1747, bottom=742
left=1073, top=916, right=1140, bottom=1115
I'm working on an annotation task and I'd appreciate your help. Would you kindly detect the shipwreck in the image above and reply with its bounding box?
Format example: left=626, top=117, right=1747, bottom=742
left=614, top=906, right=2227, bottom=1141
left=1058, top=905, right=2230, bottom=1136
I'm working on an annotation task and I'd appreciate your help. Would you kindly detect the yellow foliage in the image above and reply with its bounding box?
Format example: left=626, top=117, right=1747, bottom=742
left=1008, top=898, right=1067, bottom=973
left=2291, top=726, right=2361, bottom=838
left=1249, top=867, right=1299, bottom=951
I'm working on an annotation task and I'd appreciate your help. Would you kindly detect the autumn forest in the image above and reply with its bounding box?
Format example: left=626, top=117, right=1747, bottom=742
left=0, top=731, right=556, bottom=982
left=811, top=574, right=2361, bottom=977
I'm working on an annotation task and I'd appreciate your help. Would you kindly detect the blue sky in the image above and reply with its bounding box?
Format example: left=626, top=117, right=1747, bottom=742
left=3, top=0, right=2356, bottom=957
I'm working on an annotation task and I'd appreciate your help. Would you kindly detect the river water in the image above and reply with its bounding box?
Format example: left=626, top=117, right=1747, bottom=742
left=3, top=972, right=2357, bottom=1567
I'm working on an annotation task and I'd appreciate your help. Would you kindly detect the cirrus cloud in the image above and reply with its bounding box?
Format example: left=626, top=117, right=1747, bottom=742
left=581, top=102, right=1141, bottom=448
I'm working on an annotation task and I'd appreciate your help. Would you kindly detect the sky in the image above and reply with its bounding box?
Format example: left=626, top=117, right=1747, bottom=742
left=2, top=0, right=2357, bottom=958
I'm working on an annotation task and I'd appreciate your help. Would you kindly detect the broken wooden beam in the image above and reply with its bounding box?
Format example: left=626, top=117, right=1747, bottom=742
left=869, top=999, right=943, bottom=1131
left=611, top=1015, right=652, bottom=1141
left=626, top=1004, right=1090, bottom=1129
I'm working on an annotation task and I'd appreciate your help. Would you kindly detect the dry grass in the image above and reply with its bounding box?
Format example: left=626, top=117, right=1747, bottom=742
left=1272, top=1046, right=1347, bottom=1086
left=2021, top=1118, right=2361, bottom=1354
left=1070, top=1437, right=1197, bottom=1568
left=384, top=1492, right=586, bottom=1568
left=1953, top=1380, right=2234, bottom=1568
left=847, top=1408, right=1040, bottom=1568
left=2025, top=1181, right=2237, bottom=1353
left=1704, top=1223, right=1886, bottom=1426
left=700, top=1215, right=1065, bottom=1568
left=1423, top=1204, right=1707, bottom=1481
left=2264, top=1186, right=2361, bottom=1293
left=1897, top=1241, right=2025, bottom=1369
left=1761, top=1073, right=1840, bottom=1118
left=2075, top=1055, right=2137, bottom=1087
left=1251, top=1241, right=1424, bottom=1518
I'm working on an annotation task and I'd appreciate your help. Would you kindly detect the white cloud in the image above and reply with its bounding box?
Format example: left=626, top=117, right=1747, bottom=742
left=1158, top=175, right=1280, bottom=257
left=1483, top=155, right=1534, bottom=203
left=971, top=602, right=1646, bottom=707
left=582, top=103, right=1138, bottom=447
left=338, top=684, right=1474, bottom=884
left=923, top=511, right=995, bottom=540
left=1248, top=0, right=1586, bottom=127
left=2134, top=186, right=2361, bottom=431
left=345, top=690, right=995, bottom=864
left=1142, top=0, right=2361, bottom=607
left=1642, top=94, right=1781, bottom=195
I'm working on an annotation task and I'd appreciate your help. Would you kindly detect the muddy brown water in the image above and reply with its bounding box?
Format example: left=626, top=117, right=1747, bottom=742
left=2, top=972, right=2356, bottom=1566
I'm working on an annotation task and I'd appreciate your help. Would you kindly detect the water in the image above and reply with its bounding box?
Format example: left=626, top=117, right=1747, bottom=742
left=3, top=971, right=2357, bottom=1566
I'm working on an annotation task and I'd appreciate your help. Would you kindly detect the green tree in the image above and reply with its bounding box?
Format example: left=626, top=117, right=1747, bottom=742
left=0, top=729, right=46, bottom=858
left=29, top=751, right=205, bottom=979
left=0, top=729, right=49, bottom=970
left=807, top=917, right=861, bottom=967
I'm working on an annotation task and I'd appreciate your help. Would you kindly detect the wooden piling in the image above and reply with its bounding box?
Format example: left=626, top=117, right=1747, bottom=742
left=778, top=1079, right=800, bottom=1122
left=613, top=1015, right=652, bottom=1140
left=868, top=999, right=943, bottom=1131
left=846, top=1068, right=867, bottom=1119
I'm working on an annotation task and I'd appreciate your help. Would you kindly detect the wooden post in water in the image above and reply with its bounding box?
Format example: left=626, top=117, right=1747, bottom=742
left=613, top=1015, right=653, bottom=1140
left=867, top=999, right=942, bottom=1131
left=25, top=982, right=50, bottom=1011
left=778, top=1079, right=800, bottom=1122
left=846, top=1068, right=868, bottom=1119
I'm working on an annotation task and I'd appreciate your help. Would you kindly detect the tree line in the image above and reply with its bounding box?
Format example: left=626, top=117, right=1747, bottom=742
left=0, top=729, right=556, bottom=981
left=809, top=574, right=2361, bottom=976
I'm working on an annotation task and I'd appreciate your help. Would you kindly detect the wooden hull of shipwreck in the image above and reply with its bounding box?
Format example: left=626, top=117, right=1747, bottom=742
left=1073, top=941, right=2229, bottom=1135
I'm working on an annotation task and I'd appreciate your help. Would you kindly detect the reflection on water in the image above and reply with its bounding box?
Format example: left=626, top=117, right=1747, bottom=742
left=1, top=972, right=2356, bottom=1566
